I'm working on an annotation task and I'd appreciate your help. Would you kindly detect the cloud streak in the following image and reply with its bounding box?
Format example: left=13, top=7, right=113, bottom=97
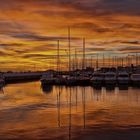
left=0, top=0, right=139, bottom=70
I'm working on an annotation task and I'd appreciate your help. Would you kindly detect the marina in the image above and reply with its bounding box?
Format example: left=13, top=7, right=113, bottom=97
left=0, top=65, right=140, bottom=88
left=0, top=81, right=140, bottom=140
left=0, top=0, right=140, bottom=139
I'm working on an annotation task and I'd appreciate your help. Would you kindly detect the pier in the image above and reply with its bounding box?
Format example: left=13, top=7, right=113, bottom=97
left=3, top=72, right=43, bottom=83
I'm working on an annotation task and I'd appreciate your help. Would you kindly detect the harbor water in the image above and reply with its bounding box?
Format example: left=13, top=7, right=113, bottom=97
left=0, top=81, right=140, bottom=140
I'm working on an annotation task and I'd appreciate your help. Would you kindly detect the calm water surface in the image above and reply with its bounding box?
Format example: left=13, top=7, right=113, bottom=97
left=0, top=81, right=140, bottom=140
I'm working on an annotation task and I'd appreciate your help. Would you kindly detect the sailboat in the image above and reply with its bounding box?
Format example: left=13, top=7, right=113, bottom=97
left=90, top=71, right=105, bottom=86
left=40, top=71, right=55, bottom=85
left=66, top=27, right=77, bottom=86
left=55, top=40, right=66, bottom=85
left=104, top=72, right=116, bottom=86
left=131, top=73, right=140, bottom=87
left=117, top=72, right=130, bottom=85
left=76, top=38, right=90, bottom=86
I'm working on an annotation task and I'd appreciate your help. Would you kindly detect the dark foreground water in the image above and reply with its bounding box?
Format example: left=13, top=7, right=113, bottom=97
left=0, top=81, right=140, bottom=140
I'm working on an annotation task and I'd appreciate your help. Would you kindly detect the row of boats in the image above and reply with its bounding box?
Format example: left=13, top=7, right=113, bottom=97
left=41, top=71, right=140, bottom=87
left=0, top=71, right=139, bottom=88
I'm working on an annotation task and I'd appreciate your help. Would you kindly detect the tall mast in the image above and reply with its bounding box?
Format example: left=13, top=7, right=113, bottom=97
left=75, top=48, right=77, bottom=70
left=57, top=40, right=60, bottom=73
left=96, top=53, right=99, bottom=70
left=108, top=54, right=110, bottom=67
left=82, top=38, right=85, bottom=70
left=136, top=53, right=138, bottom=66
left=68, top=27, right=71, bottom=72
left=122, top=57, right=124, bottom=67
left=102, top=53, right=105, bottom=67
left=90, top=56, right=92, bottom=68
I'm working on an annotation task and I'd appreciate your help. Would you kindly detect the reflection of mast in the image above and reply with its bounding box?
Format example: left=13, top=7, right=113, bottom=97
left=0, top=87, right=4, bottom=94
left=82, top=87, right=86, bottom=129
left=69, top=87, right=72, bottom=140
left=57, top=87, right=61, bottom=127
left=75, top=86, right=78, bottom=111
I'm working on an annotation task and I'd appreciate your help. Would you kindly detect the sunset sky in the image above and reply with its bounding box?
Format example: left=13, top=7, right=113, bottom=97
left=0, top=0, right=140, bottom=71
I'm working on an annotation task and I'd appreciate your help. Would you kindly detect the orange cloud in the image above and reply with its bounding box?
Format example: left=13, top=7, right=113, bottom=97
left=0, top=0, right=139, bottom=70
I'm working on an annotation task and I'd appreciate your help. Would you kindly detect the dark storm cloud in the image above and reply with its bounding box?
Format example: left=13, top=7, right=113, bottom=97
left=10, top=33, right=79, bottom=41
left=0, top=0, right=139, bottom=16
left=69, top=0, right=140, bottom=16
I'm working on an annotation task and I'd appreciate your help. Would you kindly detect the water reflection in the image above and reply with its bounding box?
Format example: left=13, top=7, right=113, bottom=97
left=0, top=82, right=140, bottom=140
left=57, top=86, right=61, bottom=128
left=41, top=84, right=53, bottom=94
left=0, top=87, right=4, bottom=94
left=118, top=85, right=129, bottom=90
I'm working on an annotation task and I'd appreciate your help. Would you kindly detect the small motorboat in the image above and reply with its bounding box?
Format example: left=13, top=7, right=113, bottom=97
left=117, top=72, right=130, bottom=85
left=90, top=72, right=104, bottom=86
left=41, top=72, right=55, bottom=85
left=131, top=74, right=140, bottom=87
left=104, top=72, right=116, bottom=86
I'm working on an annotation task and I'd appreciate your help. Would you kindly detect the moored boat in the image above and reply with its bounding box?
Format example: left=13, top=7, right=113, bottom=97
left=41, top=72, right=55, bottom=85
left=104, top=72, right=116, bottom=86
left=76, top=76, right=90, bottom=86
left=55, top=75, right=66, bottom=85
left=66, top=76, right=77, bottom=86
left=90, top=72, right=104, bottom=86
left=117, top=72, right=130, bottom=85
left=131, top=74, right=140, bottom=87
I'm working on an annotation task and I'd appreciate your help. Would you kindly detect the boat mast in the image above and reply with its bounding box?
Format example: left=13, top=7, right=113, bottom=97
left=82, top=38, right=85, bottom=70
left=102, top=53, right=105, bottom=68
left=68, top=27, right=71, bottom=72
left=96, top=53, right=99, bottom=70
left=57, top=40, right=60, bottom=73
left=75, top=48, right=77, bottom=70
left=136, top=53, right=138, bottom=66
